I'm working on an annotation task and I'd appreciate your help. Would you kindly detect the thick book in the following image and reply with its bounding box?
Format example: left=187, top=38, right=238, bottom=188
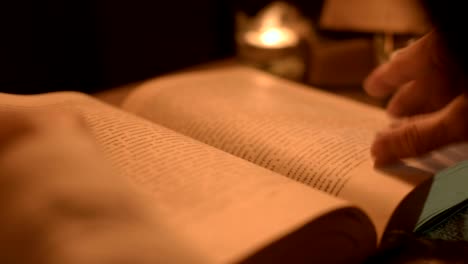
left=1, top=65, right=467, bottom=264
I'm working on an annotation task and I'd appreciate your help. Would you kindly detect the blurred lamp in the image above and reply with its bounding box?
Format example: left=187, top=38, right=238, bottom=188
left=319, top=0, right=431, bottom=64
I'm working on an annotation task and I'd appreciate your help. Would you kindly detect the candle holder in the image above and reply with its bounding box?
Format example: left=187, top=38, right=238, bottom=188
left=234, top=2, right=313, bottom=82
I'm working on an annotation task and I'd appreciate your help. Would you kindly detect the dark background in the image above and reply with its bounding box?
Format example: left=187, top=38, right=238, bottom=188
left=421, top=0, right=468, bottom=75
left=2, top=0, right=460, bottom=95
left=0, top=0, right=325, bottom=94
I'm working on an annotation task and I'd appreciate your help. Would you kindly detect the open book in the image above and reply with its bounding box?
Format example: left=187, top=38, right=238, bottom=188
left=1, top=66, right=467, bottom=263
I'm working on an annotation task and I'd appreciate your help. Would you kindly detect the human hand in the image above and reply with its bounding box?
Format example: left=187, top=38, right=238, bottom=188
left=363, top=30, right=468, bottom=166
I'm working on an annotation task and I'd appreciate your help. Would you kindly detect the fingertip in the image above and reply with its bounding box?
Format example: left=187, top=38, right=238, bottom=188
left=387, top=102, right=404, bottom=117
left=371, top=133, right=399, bottom=167
left=363, top=65, right=394, bottom=98
left=389, top=119, right=404, bottom=129
left=363, top=72, right=379, bottom=96
left=373, top=155, right=397, bottom=167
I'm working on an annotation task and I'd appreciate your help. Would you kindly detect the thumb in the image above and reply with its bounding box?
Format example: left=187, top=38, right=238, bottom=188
left=371, top=95, right=468, bottom=166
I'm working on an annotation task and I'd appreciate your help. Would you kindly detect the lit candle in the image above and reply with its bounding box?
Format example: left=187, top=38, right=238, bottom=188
left=242, top=3, right=299, bottom=49
left=236, top=1, right=306, bottom=81
left=245, top=26, right=298, bottom=49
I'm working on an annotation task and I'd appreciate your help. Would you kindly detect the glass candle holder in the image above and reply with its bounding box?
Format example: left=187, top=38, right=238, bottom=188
left=234, top=2, right=312, bottom=82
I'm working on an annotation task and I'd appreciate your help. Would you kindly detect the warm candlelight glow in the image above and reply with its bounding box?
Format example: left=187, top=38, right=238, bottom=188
left=242, top=2, right=299, bottom=49
left=245, top=26, right=298, bottom=48
left=235, top=1, right=307, bottom=81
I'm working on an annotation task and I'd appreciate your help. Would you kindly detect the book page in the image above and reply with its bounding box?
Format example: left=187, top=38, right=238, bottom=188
left=122, top=66, right=437, bottom=238
left=0, top=109, right=208, bottom=264
left=0, top=92, right=376, bottom=264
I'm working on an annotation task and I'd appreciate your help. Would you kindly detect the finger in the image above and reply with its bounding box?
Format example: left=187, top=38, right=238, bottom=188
left=364, top=31, right=441, bottom=98
left=371, top=95, right=468, bottom=166
left=386, top=81, right=421, bottom=117
left=386, top=71, right=458, bottom=117
left=372, top=115, right=446, bottom=166
left=387, top=117, right=412, bottom=129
